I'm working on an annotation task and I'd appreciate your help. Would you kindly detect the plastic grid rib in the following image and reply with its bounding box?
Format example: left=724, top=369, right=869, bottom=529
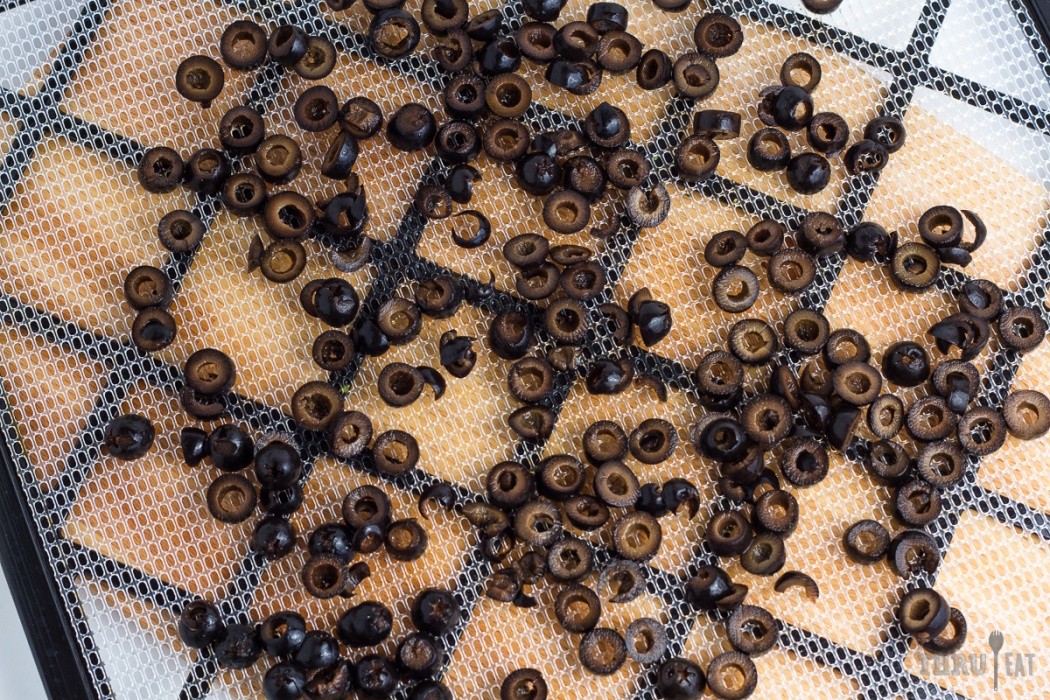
left=0, top=0, right=1047, bottom=698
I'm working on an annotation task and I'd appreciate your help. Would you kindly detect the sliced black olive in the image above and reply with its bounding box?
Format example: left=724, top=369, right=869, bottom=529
left=175, top=55, right=225, bottom=108
left=675, top=134, right=720, bottom=181
left=387, top=102, right=435, bottom=151
left=832, top=361, right=882, bottom=406
left=1003, top=389, right=1050, bottom=439
left=415, top=279, right=461, bottom=320
left=368, top=9, right=421, bottom=59
left=842, top=519, right=891, bottom=564
left=705, top=509, right=753, bottom=556
left=845, top=221, right=894, bottom=262
left=339, top=96, right=384, bottom=139
left=487, top=460, right=534, bottom=510
left=538, top=455, right=586, bottom=500
left=918, top=205, right=963, bottom=248
left=899, top=587, right=950, bottom=637
left=564, top=495, right=610, bottom=530
left=294, top=85, right=339, bottom=132
left=712, top=265, right=760, bottom=313
left=694, top=415, right=750, bottom=463
left=184, top=148, right=230, bottom=195
left=385, top=518, right=428, bottom=561
left=605, top=149, right=650, bottom=190
left=957, top=406, right=1006, bottom=456
left=421, top=0, right=468, bottom=33
left=547, top=537, right=594, bottom=582
left=596, top=30, right=642, bottom=73
left=704, top=230, right=747, bottom=267
left=579, top=628, right=627, bottom=675
left=507, top=357, right=554, bottom=404
left=783, top=309, right=830, bottom=354
left=478, top=35, right=521, bottom=74
left=301, top=554, right=349, bottom=599
left=490, top=310, right=534, bottom=361
left=563, top=155, right=606, bottom=200
left=746, top=219, right=785, bottom=258
left=868, top=394, right=905, bottom=439
left=729, top=318, right=779, bottom=366
left=636, top=48, right=672, bottom=90
left=906, top=395, right=957, bottom=441
left=999, top=306, right=1047, bottom=354
left=895, top=479, right=942, bottom=527
left=786, top=152, right=831, bottom=194
left=516, top=21, right=557, bottom=62
left=844, top=138, right=889, bottom=175
left=624, top=617, right=668, bottom=664
left=327, top=410, right=373, bottom=460
left=545, top=58, right=603, bottom=95
left=555, top=584, right=601, bottom=633
left=585, top=358, right=633, bottom=395
left=157, top=209, right=205, bottom=252
left=295, top=35, right=338, bottom=80
left=672, top=52, right=719, bottom=99
left=543, top=190, right=590, bottom=234
left=462, top=502, right=509, bottom=537
left=268, top=24, right=308, bottom=66
left=693, top=109, right=742, bottom=139
left=372, top=429, right=420, bottom=476
left=781, top=51, right=822, bottom=92
left=255, top=135, right=302, bottom=184
left=555, top=20, right=601, bottom=60
left=747, top=128, right=790, bottom=171
left=726, top=605, right=778, bottom=655
left=626, top=182, right=671, bottom=228
left=500, top=668, right=548, bottom=700
left=741, top=532, right=786, bottom=576
left=220, top=20, right=267, bottom=70
left=613, top=510, right=662, bottom=561
left=866, top=439, right=912, bottom=485
left=706, top=652, right=757, bottom=700
left=753, top=489, right=798, bottom=535
left=693, top=12, right=743, bottom=57
left=921, top=607, right=968, bottom=655
left=685, top=564, right=733, bottom=610
left=466, top=8, right=504, bottom=40
left=656, top=657, right=706, bottom=699
left=204, top=425, right=255, bottom=473
left=418, top=482, right=456, bottom=519
left=916, top=440, right=966, bottom=487
left=780, top=437, right=828, bottom=486
left=958, top=278, right=1003, bottom=320
left=864, top=114, right=906, bottom=153
left=354, top=654, right=398, bottom=697
left=594, top=460, right=640, bottom=508
left=773, top=86, right=813, bottom=130
left=514, top=499, right=561, bottom=546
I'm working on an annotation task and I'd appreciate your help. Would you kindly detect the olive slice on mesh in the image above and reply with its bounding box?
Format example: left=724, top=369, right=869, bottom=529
left=694, top=109, right=742, bottom=139
left=547, top=537, right=594, bottom=582
left=864, top=115, right=907, bottom=153
left=753, top=489, right=798, bottom=535
left=706, top=652, right=757, bottom=700
left=843, top=519, right=890, bottom=564
left=626, top=182, right=671, bottom=228
left=486, top=461, right=534, bottom=510
left=781, top=51, right=822, bottom=92
left=895, top=479, right=942, bottom=527
left=1003, top=389, right=1050, bottom=439
left=693, top=12, right=743, bottom=57
left=176, top=55, right=225, bottom=107
left=625, top=618, right=668, bottom=664
left=899, top=587, right=950, bottom=637
left=613, top=511, right=662, bottom=561
left=685, top=564, right=733, bottom=610
left=628, top=418, right=678, bottom=464
left=741, top=394, right=792, bottom=448
left=740, top=532, right=786, bottom=576
left=672, top=51, right=719, bottom=98
left=780, top=438, right=828, bottom=487
left=705, top=510, right=752, bottom=557
left=372, top=429, right=420, bottom=476
left=555, top=584, right=601, bottom=632
left=999, top=306, right=1048, bottom=354
left=918, top=205, right=963, bottom=248
left=832, top=361, right=882, bottom=406
left=301, top=555, right=349, bottom=599
left=704, top=230, right=748, bottom=268
left=712, top=265, right=760, bottom=313
left=564, top=495, right=610, bottom=531
left=514, top=499, right=561, bottom=546
left=844, top=138, right=888, bottom=175
left=636, top=48, right=672, bottom=89
left=538, top=454, right=586, bottom=500
left=773, top=571, right=819, bottom=599
left=500, top=668, right=548, bottom=700
left=675, top=135, right=720, bottom=181
left=726, top=605, right=778, bottom=655
left=868, top=395, right=905, bottom=439
left=207, top=474, right=257, bottom=523
left=385, top=518, right=428, bottom=561
left=594, top=460, right=640, bottom=507
left=746, top=128, right=790, bottom=171
left=957, top=406, right=1006, bottom=456
left=579, top=628, right=627, bottom=675
left=889, top=529, right=940, bottom=577
left=508, top=357, right=554, bottom=404
left=783, top=309, right=830, bottom=355
left=958, top=278, right=1003, bottom=320
left=728, top=319, right=779, bottom=366
left=920, top=607, right=967, bottom=655
left=583, top=420, right=628, bottom=465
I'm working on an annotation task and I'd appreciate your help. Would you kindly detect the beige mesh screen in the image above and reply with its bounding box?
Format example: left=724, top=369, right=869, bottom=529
left=0, top=0, right=1047, bottom=698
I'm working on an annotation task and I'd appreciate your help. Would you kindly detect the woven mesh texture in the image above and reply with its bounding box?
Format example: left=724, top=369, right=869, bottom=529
left=0, top=0, right=1048, bottom=698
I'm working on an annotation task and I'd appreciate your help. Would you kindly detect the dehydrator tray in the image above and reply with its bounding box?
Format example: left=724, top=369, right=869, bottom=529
left=1, top=0, right=1050, bottom=698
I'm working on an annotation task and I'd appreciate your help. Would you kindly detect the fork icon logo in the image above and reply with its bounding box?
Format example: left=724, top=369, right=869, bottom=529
left=989, top=630, right=1004, bottom=691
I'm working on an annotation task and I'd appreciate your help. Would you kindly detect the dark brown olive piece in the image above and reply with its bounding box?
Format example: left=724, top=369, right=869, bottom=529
left=543, top=296, right=588, bottom=342
left=413, top=278, right=460, bottom=319
left=432, top=27, right=473, bottom=72
left=436, top=331, right=475, bottom=380
left=628, top=419, right=678, bottom=464
left=585, top=358, right=633, bottom=395
left=741, top=533, right=786, bottom=576
left=501, top=669, right=548, bottom=700
left=715, top=584, right=750, bottom=612
left=414, top=184, right=452, bottom=221
left=1003, top=390, right=1050, bottom=439
left=780, top=438, right=828, bottom=487
left=259, top=240, right=307, bottom=283
left=582, top=420, right=628, bottom=465
left=184, top=348, right=235, bottom=395
left=753, top=489, right=798, bottom=535
left=516, top=21, right=557, bottom=62
left=509, top=406, right=555, bottom=441
left=868, top=394, right=905, bottom=439
left=864, top=114, right=906, bottom=153
left=175, top=55, right=224, bottom=107
left=220, top=20, right=267, bottom=70
left=255, top=135, right=302, bottom=184
left=866, top=439, right=912, bottom=485
left=745, top=219, right=785, bottom=257
left=899, top=587, right=950, bottom=637
left=757, top=86, right=782, bottom=126
left=741, top=394, right=792, bottom=447
left=369, top=9, right=421, bottom=59
left=672, top=52, right=719, bottom=99
left=957, top=406, right=1006, bottom=456
left=773, top=86, right=814, bottom=130
left=507, top=357, right=554, bottom=404
left=434, top=120, right=481, bottom=163
left=295, top=35, right=337, bottom=80
left=746, top=128, right=790, bottom=171
left=613, top=511, right=661, bottom=561
left=999, top=307, right=1048, bottom=353
left=263, top=191, right=313, bottom=240
left=490, top=309, right=534, bottom=361
left=123, top=265, right=172, bottom=310
left=555, top=584, right=601, bottom=633
left=291, top=381, right=342, bottom=431
left=545, top=58, right=602, bottom=96
left=832, top=361, right=882, bottom=406
left=221, top=173, right=267, bottom=217
left=685, top=564, right=733, bottom=610
left=555, top=21, right=601, bottom=60
left=728, top=319, right=778, bottom=366
left=626, top=183, right=671, bottom=228
left=372, top=429, right=420, bottom=475
left=907, top=396, right=957, bottom=442
left=959, top=278, right=1003, bottom=320
left=704, top=230, right=747, bottom=267
left=843, top=519, right=890, bottom=564
left=387, top=102, right=435, bottom=151
left=768, top=247, right=814, bottom=293
left=563, top=155, right=606, bottom=201
left=918, top=205, right=963, bottom=248
left=483, top=73, right=531, bottom=119
left=543, top=190, right=590, bottom=234
left=846, top=221, right=895, bottom=262
left=375, top=297, right=421, bottom=346
left=504, top=233, right=550, bottom=271
left=550, top=244, right=592, bottom=266
left=882, top=341, right=930, bottom=388
left=676, top=135, right=720, bottom=181
left=377, top=362, right=424, bottom=407
left=916, top=440, right=966, bottom=487
left=218, top=105, right=265, bottom=156
left=339, top=96, right=384, bottom=139
left=624, top=618, right=667, bottom=665
left=301, top=555, right=348, bottom=599
left=706, top=652, right=757, bottom=700
left=601, top=150, right=647, bottom=191
left=563, top=495, right=608, bottom=531
left=579, top=628, right=627, bottom=675
left=206, top=473, right=257, bottom=523
left=514, top=499, right=561, bottom=546
left=547, top=537, right=594, bottom=582
left=781, top=51, right=822, bottom=92
left=783, top=309, right=830, bottom=354
left=561, top=261, right=606, bottom=301
left=327, top=410, right=373, bottom=459
left=695, top=350, right=744, bottom=404
left=693, top=109, right=742, bottom=140
left=486, top=460, right=533, bottom=510
left=420, top=0, right=468, bottom=32
left=895, top=479, right=942, bottom=527
left=593, top=461, right=639, bottom=508
left=796, top=213, right=841, bottom=259
left=594, top=561, right=644, bottom=604
left=268, top=25, right=308, bottom=66
left=184, top=148, right=230, bottom=195
left=693, top=12, right=743, bottom=57
left=890, top=529, right=940, bottom=577
left=921, top=607, right=968, bottom=655
left=663, top=478, right=700, bottom=518
left=712, top=265, right=759, bottom=314
left=705, top=510, right=753, bottom=556
left=157, top=209, right=205, bottom=252
left=636, top=48, right=672, bottom=89
left=596, top=30, right=642, bottom=73
left=634, top=299, right=672, bottom=346
left=538, top=455, right=586, bottom=500
left=294, top=85, right=339, bottom=132
left=726, top=605, right=777, bottom=655
left=823, top=328, right=871, bottom=368
left=587, top=2, right=628, bottom=33
left=787, top=152, right=830, bottom=194
left=462, top=502, right=509, bottom=537
left=385, top=518, right=428, bottom=561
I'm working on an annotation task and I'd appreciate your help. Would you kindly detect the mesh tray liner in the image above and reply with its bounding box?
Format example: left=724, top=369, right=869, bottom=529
left=0, top=0, right=1048, bottom=697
